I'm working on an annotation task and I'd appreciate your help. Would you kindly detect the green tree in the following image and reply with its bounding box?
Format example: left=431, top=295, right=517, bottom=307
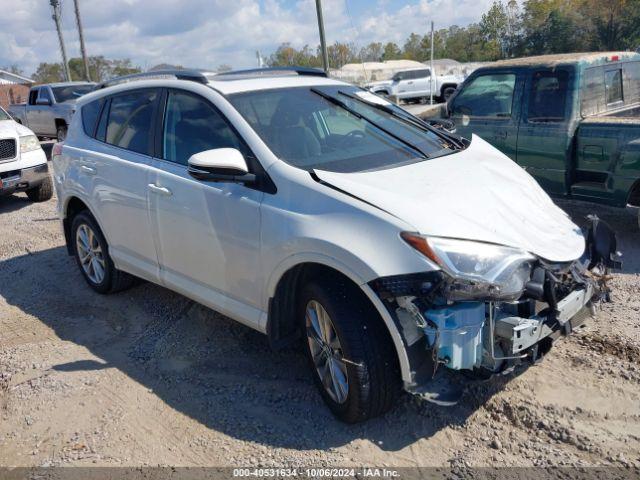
left=326, top=42, right=358, bottom=69
left=381, top=42, right=402, bottom=61
left=359, top=42, right=384, bottom=62
left=33, top=62, right=66, bottom=83
left=110, top=58, right=141, bottom=78
left=480, top=1, right=510, bottom=58
left=402, top=33, right=424, bottom=60
left=69, top=56, right=111, bottom=82
left=268, top=43, right=321, bottom=67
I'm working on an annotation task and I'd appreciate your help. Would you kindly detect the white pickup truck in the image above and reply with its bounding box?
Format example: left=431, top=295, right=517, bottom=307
left=8, top=82, right=94, bottom=141
left=0, top=106, right=51, bottom=202
left=366, top=67, right=464, bottom=102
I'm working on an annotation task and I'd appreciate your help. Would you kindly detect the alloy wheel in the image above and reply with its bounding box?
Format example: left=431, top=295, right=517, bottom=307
left=76, top=223, right=106, bottom=284
left=305, top=300, right=349, bottom=404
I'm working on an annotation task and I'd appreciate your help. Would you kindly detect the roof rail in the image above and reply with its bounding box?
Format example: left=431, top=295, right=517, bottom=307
left=96, top=69, right=212, bottom=89
left=214, top=66, right=328, bottom=79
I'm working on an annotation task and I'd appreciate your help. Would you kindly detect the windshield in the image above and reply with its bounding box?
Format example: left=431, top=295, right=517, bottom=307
left=228, top=86, right=453, bottom=173
left=0, top=107, right=10, bottom=121
left=52, top=84, right=94, bottom=103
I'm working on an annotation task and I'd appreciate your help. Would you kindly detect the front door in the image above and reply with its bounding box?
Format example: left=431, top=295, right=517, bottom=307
left=515, top=68, right=576, bottom=196
left=449, top=71, right=522, bottom=160
left=148, top=89, right=264, bottom=328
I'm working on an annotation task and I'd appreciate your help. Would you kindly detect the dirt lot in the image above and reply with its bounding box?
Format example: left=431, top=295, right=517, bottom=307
left=0, top=191, right=639, bottom=470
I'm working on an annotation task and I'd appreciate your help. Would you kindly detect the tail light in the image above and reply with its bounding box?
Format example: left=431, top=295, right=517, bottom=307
left=52, top=142, right=64, bottom=161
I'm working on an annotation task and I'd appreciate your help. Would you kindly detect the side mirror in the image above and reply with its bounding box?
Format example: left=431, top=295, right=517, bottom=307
left=36, top=98, right=51, bottom=106
left=187, top=148, right=256, bottom=184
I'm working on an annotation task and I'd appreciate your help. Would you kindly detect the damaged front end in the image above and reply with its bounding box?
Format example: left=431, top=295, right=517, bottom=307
left=370, top=216, right=621, bottom=403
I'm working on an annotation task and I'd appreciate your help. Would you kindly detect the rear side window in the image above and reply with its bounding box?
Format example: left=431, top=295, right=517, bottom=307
left=528, top=70, right=569, bottom=122
left=452, top=73, right=516, bottom=118
left=28, top=89, right=38, bottom=105
left=605, top=69, right=623, bottom=104
left=106, top=90, right=157, bottom=155
left=81, top=99, right=104, bottom=137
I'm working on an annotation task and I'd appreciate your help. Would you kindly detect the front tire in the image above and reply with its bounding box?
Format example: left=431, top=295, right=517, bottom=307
left=25, top=176, right=53, bottom=202
left=71, top=211, right=134, bottom=294
left=300, top=279, right=401, bottom=423
left=442, top=86, right=456, bottom=102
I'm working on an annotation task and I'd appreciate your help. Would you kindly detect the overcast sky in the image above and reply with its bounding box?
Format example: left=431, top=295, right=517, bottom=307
left=0, top=0, right=495, bottom=76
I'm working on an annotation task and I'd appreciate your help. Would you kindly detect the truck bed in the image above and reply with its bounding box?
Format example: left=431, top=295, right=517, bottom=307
left=583, top=104, right=640, bottom=124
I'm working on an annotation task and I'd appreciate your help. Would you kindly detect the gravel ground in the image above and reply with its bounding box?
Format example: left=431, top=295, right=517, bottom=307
left=0, top=190, right=639, bottom=469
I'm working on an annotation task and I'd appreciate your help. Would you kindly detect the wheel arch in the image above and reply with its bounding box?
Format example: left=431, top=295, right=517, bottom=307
left=266, top=258, right=412, bottom=384
left=627, top=178, right=640, bottom=207
left=62, top=195, right=107, bottom=256
left=440, top=82, right=458, bottom=96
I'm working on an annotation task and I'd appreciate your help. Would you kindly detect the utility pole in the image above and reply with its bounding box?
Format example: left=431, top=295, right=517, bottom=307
left=50, top=0, right=72, bottom=81
left=429, top=21, right=434, bottom=105
left=315, top=0, right=329, bottom=73
left=73, top=0, right=91, bottom=81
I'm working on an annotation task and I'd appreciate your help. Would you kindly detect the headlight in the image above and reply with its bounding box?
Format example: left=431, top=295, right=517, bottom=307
left=19, top=135, right=41, bottom=153
left=401, top=233, right=535, bottom=301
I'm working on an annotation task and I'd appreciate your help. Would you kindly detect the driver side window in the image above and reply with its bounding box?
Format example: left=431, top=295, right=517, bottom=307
left=452, top=73, right=516, bottom=118
left=162, top=91, right=242, bottom=166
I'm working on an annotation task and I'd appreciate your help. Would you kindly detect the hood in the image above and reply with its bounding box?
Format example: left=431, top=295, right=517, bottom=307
left=314, top=135, right=585, bottom=262
left=0, top=119, right=34, bottom=138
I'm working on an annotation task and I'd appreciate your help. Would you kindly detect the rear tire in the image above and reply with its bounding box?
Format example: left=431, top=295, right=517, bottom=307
left=25, top=176, right=53, bottom=202
left=71, top=211, right=134, bottom=294
left=300, top=279, right=401, bottom=423
left=56, top=124, right=67, bottom=142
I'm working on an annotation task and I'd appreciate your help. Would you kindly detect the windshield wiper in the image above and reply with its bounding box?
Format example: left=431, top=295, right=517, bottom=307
left=310, top=88, right=430, bottom=160
left=337, top=90, right=466, bottom=150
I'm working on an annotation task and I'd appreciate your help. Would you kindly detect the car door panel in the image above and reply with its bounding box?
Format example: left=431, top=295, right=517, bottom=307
left=85, top=88, right=161, bottom=281
left=450, top=71, right=522, bottom=160
left=148, top=89, right=264, bottom=329
left=86, top=146, right=159, bottom=281
left=148, top=160, right=264, bottom=325
left=515, top=68, right=576, bottom=196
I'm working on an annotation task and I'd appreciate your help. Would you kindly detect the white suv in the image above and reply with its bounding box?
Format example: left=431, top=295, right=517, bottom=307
left=52, top=68, right=616, bottom=422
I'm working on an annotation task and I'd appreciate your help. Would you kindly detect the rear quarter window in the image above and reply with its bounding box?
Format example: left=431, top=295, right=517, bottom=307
left=81, top=99, right=104, bottom=137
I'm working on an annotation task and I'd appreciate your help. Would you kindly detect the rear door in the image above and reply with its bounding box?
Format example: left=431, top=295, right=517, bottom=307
left=78, top=89, right=161, bottom=281
left=148, top=88, right=264, bottom=328
left=28, top=87, right=49, bottom=134
left=448, top=70, right=522, bottom=159
left=410, top=69, right=431, bottom=97
left=516, top=67, right=576, bottom=196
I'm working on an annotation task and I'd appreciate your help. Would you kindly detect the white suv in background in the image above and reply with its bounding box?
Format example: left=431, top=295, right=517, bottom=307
left=0, top=106, right=52, bottom=202
left=52, top=68, right=616, bottom=422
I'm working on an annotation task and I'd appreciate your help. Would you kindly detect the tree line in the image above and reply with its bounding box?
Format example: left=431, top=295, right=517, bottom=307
left=268, top=0, right=640, bottom=69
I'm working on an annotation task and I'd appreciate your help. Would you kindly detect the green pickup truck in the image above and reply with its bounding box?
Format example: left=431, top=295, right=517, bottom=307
left=435, top=51, right=640, bottom=225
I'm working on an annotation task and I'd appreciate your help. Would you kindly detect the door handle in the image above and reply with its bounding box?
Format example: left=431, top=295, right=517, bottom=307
left=80, top=165, right=96, bottom=175
left=148, top=183, right=172, bottom=196
left=494, top=131, right=508, bottom=139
